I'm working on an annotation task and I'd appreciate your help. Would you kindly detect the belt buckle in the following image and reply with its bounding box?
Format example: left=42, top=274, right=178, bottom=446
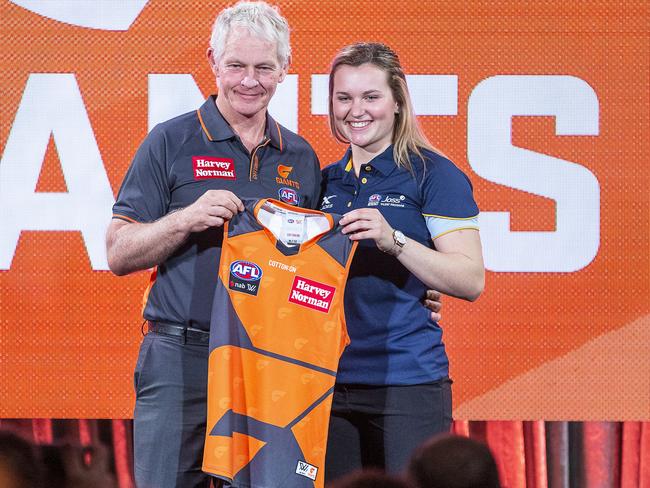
left=180, top=326, right=187, bottom=345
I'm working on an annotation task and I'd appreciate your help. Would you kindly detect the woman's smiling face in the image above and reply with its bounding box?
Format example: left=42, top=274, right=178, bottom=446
left=332, top=63, right=398, bottom=156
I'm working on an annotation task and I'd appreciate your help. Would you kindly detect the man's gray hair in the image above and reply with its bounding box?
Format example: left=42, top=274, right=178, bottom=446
left=210, top=1, right=291, bottom=66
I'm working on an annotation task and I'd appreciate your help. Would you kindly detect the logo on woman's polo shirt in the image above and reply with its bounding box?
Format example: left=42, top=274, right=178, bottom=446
left=193, top=156, right=236, bottom=180
left=320, top=194, right=337, bottom=210
left=368, top=194, right=382, bottom=206
left=380, top=194, right=406, bottom=207
left=368, top=193, right=406, bottom=208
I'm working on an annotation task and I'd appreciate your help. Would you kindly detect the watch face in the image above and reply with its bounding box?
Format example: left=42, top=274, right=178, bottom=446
left=394, top=230, right=406, bottom=247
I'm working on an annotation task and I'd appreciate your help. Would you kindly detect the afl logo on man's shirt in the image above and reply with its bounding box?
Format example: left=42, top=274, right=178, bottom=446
left=278, top=187, right=300, bottom=206
left=229, top=260, right=262, bottom=296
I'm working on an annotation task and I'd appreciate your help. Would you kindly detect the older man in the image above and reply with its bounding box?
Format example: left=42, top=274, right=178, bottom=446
left=106, top=2, right=321, bottom=486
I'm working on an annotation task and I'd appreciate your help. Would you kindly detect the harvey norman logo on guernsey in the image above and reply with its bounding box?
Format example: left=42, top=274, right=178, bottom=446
left=289, top=276, right=335, bottom=313
left=192, top=156, right=236, bottom=180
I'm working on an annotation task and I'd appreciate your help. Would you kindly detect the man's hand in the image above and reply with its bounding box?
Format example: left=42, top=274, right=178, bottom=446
left=179, top=190, right=244, bottom=233
left=424, top=289, right=442, bottom=322
left=107, top=189, right=244, bottom=276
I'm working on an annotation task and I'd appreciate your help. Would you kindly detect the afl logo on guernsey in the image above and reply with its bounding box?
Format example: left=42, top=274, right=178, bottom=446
left=229, top=261, right=262, bottom=296
left=278, top=187, right=300, bottom=206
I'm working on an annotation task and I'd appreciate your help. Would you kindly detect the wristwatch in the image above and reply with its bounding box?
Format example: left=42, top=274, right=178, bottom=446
left=391, top=229, right=406, bottom=255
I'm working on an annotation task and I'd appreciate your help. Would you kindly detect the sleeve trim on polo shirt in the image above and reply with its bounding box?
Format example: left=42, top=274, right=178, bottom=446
left=112, top=214, right=138, bottom=223
left=425, top=214, right=479, bottom=240
left=197, top=109, right=214, bottom=141
left=432, top=226, right=480, bottom=240
left=422, top=213, right=480, bottom=220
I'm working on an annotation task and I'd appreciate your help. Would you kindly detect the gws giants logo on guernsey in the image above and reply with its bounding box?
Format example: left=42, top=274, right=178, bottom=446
left=192, top=156, right=236, bottom=180
left=278, top=187, right=300, bottom=206
left=295, top=460, right=318, bottom=481
left=288, top=276, right=335, bottom=313
left=276, top=164, right=300, bottom=189
left=229, top=260, right=262, bottom=296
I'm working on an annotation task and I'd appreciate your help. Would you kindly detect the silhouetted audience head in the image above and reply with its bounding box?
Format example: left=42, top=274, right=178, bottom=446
left=0, top=430, right=42, bottom=488
left=328, top=468, right=413, bottom=488
left=0, top=429, right=116, bottom=488
left=407, top=434, right=501, bottom=488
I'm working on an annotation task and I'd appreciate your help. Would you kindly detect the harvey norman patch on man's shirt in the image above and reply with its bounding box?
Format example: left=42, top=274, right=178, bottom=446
left=193, top=156, right=236, bottom=180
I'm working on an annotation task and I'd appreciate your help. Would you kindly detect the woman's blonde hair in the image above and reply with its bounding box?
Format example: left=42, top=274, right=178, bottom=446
left=328, top=42, right=444, bottom=173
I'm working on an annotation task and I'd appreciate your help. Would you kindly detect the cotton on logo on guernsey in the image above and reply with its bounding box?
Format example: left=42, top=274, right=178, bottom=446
left=268, top=259, right=296, bottom=273
left=288, top=276, right=335, bottom=313
left=192, top=156, right=236, bottom=180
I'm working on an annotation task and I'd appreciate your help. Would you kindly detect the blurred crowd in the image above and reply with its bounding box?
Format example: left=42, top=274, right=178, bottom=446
left=0, top=428, right=500, bottom=488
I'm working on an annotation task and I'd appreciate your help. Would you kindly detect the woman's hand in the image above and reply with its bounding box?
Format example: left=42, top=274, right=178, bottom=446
left=339, top=208, right=396, bottom=253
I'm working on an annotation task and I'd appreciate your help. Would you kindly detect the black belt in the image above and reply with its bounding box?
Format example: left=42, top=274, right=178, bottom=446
left=146, top=321, right=209, bottom=345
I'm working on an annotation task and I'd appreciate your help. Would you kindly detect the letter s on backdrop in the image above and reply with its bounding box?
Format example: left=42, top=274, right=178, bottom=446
left=468, top=75, right=600, bottom=272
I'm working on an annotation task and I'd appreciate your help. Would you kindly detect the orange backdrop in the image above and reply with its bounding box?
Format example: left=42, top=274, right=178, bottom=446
left=0, top=0, right=648, bottom=420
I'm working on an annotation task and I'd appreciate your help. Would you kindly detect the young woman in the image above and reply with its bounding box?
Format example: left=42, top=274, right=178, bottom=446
left=320, top=43, right=485, bottom=480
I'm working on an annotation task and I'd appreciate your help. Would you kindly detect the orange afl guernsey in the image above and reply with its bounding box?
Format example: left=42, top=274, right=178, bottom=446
left=203, top=198, right=357, bottom=488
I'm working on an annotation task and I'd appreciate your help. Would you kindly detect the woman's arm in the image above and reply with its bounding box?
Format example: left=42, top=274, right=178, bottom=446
left=339, top=208, right=485, bottom=301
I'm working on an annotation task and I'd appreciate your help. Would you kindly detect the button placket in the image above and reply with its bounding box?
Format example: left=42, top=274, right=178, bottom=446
left=356, top=165, right=372, bottom=206
left=344, top=176, right=360, bottom=209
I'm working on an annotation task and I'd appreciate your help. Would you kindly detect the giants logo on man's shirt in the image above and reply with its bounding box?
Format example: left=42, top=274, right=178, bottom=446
left=276, top=164, right=300, bottom=189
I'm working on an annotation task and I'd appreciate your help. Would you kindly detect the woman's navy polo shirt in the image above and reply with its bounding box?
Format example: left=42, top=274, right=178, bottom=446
left=320, top=146, right=479, bottom=385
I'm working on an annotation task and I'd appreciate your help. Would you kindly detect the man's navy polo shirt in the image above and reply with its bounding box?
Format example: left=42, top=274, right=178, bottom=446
left=320, top=146, right=479, bottom=385
left=112, top=96, right=321, bottom=330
